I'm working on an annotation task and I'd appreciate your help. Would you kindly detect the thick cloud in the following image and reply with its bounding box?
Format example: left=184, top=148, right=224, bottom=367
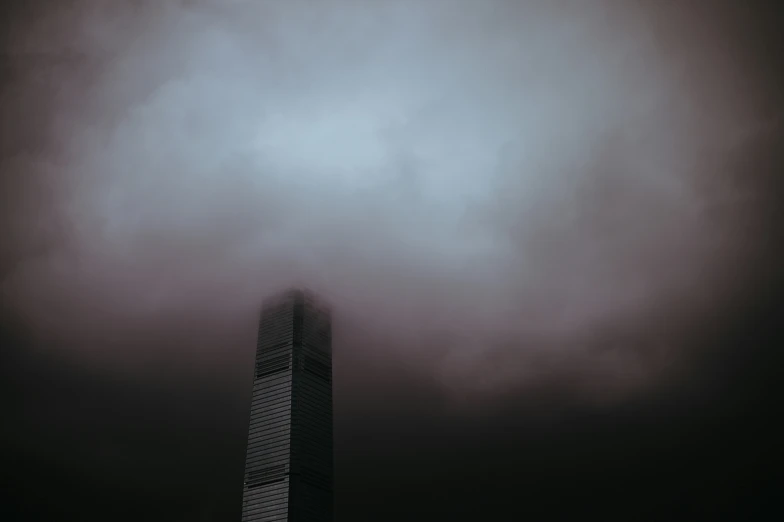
left=0, top=0, right=777, bottom=409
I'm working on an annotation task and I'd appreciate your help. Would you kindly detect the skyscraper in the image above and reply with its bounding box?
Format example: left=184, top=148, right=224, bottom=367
left=241, top=288, right=333, bottom=522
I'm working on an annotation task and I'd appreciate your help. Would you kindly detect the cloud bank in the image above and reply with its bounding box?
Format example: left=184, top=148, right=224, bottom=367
left=1, top=0, right=773, bottom=406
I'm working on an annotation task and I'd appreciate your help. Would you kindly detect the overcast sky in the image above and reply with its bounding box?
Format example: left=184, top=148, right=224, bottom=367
left=2, top=0, right=782, bottom=520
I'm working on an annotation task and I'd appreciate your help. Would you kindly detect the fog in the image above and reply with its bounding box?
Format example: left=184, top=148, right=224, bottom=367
left=1, top=0, right=773, bottom=406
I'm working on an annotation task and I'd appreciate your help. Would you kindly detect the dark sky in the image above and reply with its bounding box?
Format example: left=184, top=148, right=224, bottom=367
left=1, top=1, right=782, bottom=520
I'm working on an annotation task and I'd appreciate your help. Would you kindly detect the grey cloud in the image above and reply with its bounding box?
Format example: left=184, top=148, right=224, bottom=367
left=1, top=0, right=773, bottom=407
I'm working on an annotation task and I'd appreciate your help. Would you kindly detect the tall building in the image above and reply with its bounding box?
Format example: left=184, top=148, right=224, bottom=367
left=241, top=288, right=333, bottom=522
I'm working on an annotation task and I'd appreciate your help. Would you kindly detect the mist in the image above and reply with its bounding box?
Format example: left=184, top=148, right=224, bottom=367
left=1, top=0, right=775, bottom=408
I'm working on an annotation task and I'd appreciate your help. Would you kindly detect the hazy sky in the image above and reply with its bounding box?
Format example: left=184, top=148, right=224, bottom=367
left=3, top=0, right=773, bottom=397
left=2, top=1, right=782, bottom=519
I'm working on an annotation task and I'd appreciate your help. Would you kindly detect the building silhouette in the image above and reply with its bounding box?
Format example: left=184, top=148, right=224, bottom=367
left=241, top=288, right=333, bottom=521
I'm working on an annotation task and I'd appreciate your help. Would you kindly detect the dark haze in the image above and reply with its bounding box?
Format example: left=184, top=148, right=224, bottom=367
left=2, top=1, right=782, bottom=520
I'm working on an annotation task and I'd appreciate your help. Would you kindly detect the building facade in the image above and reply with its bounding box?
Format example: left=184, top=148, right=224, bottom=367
left=242, top=288, right=333, bottom=522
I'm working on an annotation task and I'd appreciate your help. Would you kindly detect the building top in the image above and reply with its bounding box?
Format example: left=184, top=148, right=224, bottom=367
left=262, top=286, right=331, bottom=314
